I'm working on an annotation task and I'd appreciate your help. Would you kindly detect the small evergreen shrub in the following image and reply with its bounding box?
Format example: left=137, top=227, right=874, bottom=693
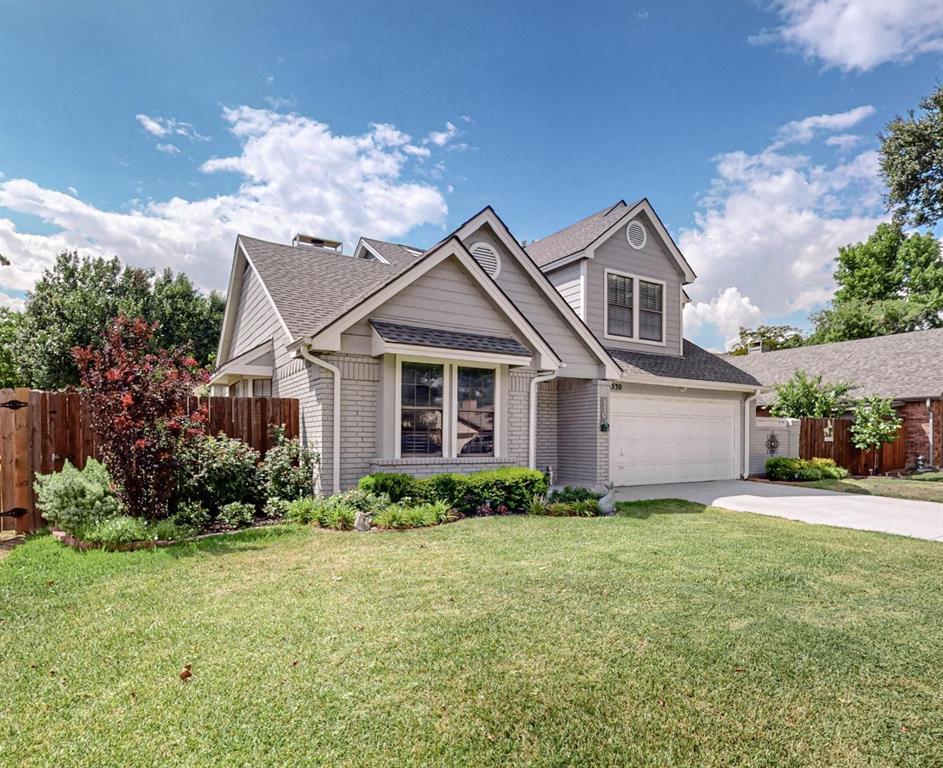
left=33, top=459, right=121, bottom=537
left=175, top=433, right=262, bottom=514
left=285, top=496, right=357, bottom=530
left=171, top=501, right=211, bottom=532
left=82, top=515, right=149, bottom=547
left=373, top=501, right=452, bottom=529
left=260, top=426, right=319, bottom=501
left=217, top=501, right=255, bottom=530
left=358, top=472, right=430, bottom=503
left=766, top=457, right=848, bottom=481
left=263, top=497, right=291, bottom=519
left=152, top=518, right=191, bottom=541
left=548, top=486, right=602, bottom=504
left=541, top=500, right=599, bottom=517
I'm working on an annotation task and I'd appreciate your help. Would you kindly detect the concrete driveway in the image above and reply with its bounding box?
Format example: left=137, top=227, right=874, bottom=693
left=616, top=480, right=943, bottom=542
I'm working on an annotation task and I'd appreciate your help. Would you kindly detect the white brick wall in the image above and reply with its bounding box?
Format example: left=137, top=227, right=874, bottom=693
left=751, top=416, right=800, bottom=475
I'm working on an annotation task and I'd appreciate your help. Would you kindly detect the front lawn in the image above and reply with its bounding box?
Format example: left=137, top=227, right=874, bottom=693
left=797, top=476, right=943, bottom=503
left=2, top=503, right=942, bottom=767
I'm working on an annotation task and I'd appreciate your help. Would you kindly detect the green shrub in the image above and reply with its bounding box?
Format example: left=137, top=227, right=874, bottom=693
left=766, top=456, right=849, bottom=481
left=358, top=472, right=430, bottom=503
left=33, top=459, right=122, bottom=537
left=263, top=497, right=290, bottom=519
left=528, top=494, right=548, bottom=515
left=540, top=500, right=599, bottom=517
left=360, top=467, right=546, bottom=515
left=152, top=518, right=191, bottom=541
left=82, top=515, right=149, bottom=547
left=548, top=486, right=602, bottom=504
left=260, top=426, right=319, bottom=502
left=175, top=433, right=262, bottom=514
left=217, top=501, right=256, bottom=530
left=373, top=501, right=453, bottom=529
left=333, top=488, right=390, bottom=515
left=285, top=496, right=357, bottom=530
left=171, top=501, right=211, bottom=532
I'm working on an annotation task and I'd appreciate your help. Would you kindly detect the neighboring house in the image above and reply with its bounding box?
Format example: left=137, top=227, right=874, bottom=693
left=725, top=329, right=943, bottom=469
left=212, top=200, right=761, bottom=493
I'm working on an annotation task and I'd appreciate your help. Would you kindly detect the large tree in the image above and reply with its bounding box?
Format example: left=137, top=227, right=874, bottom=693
left=14, top=252, right=224, bottom=390
left=0, top=308, right=22, bottom=388
left=880, top=84, right=943, bottom=228
left=770, top=371, right=853, bottom=419
left=808, top=223, right=943, bottom=343
left=728, top=325, right=804, bottom=356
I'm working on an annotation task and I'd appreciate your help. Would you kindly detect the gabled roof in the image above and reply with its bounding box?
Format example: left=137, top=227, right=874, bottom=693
left=371, top=320, right=530, bottom=357
left=724, top=328, right=943, bottom=403
left=358, top=238, right=423, bottom=267
left=525, top=198, right=696, bottom=283
left=609, top=340, right=761, bottom=388
left=526, top=200, right=635, bottom=266
left=238, top=235, right=415, bottom=342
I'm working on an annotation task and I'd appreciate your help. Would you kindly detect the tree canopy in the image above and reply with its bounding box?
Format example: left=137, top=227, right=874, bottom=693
left=728, top=325, right=804, bottom=356
left=769, top=371, right=854, bottom=419
left=10, top=251, right=224, bottom=390
left=808, top=223, right=943, bottom=343
left=880, top=84, right=943, bottom=228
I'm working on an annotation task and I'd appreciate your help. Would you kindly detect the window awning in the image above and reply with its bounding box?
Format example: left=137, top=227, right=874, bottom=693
left=370, top=320, right=533, bottom=365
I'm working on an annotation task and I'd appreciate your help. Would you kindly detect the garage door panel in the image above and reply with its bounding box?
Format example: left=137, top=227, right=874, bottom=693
left=609, top=393, right=740, bottom=485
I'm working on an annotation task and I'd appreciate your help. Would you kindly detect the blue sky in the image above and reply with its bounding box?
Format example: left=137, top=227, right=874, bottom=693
left=1, top=0, right=942, bottom=350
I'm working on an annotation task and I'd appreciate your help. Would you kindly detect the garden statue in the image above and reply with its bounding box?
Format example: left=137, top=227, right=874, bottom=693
left=354, top=510, right=372, bottom=532
left=597, top=482, right=616, bottom=516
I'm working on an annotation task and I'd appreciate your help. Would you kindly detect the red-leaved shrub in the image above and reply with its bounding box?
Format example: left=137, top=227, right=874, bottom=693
left=73, top=317, right=208, bottom=520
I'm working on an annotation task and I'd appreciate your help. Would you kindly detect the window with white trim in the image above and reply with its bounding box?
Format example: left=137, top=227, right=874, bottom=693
left=606, top=273, right=634, bottom=338
left=456, top=367, right=495, bottom=456
left=400, top=362, right=444, bottom=456
left=638, top=280, right=664, bottom=342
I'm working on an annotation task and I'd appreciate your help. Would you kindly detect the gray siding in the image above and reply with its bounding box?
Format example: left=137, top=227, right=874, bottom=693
left=227, top=264, right=294, bottom=369
left=583, top=211, right=684, bottom=357
left=339, top=255, right=528, bottom=356
left=556, top=379, right=609, bottom=485
left=547, top=261, right=583, bottom=319
left=464, top=225, right=604, bottom=378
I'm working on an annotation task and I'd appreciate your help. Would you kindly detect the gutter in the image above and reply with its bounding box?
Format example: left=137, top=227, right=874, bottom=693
left=298, top=347, right=341, bottom=495
left=529, top=370, right=558, bottom=469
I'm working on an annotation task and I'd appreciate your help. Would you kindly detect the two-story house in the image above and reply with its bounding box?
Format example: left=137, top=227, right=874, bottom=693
left=211, top=200, right=761, bottom=493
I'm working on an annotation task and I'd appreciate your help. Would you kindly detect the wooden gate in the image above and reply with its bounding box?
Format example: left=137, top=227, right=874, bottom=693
left=799, top=417, right=905, bottom=475
left=0, top=390, right=300, bottom=534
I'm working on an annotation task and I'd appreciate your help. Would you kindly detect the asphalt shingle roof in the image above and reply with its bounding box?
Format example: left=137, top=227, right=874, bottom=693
left=607, top=340, right=761, bottom=387
left=526, top=200, right=640, bottom=267
left=372, top=320, right=530, bottom=357
left=361, top=238, right=423, bottom=268
left=723, top=329, right=943, bottom=403
left=239, top=235, right=418, bottom=341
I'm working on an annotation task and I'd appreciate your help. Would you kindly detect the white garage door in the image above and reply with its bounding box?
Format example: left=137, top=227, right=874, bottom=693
left=609, top=393, right=741, bottom=485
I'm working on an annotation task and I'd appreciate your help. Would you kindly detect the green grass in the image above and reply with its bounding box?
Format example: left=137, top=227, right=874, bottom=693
left=908, top=471, right=943, bottom=482
left=2, top=503, right=943, bottom=767
left=797, top=476, right=943, bottom=503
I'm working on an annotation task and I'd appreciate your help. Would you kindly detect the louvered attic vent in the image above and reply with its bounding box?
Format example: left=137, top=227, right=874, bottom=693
left=469, top=242, right=501, bottom=278
left=626, top=220, right=647, bottom=250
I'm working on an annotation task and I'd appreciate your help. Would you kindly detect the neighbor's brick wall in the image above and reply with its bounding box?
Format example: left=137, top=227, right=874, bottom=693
left=901, top=400, right=943, bottom=469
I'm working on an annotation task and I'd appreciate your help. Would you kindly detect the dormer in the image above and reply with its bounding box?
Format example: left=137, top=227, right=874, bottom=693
left=528, top=199, right=694, bottom=358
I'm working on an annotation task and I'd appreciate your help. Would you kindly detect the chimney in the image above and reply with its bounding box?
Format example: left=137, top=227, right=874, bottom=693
left=292, top=233, right=343, bottom=254
left=748, top=340, right=767, bottom=355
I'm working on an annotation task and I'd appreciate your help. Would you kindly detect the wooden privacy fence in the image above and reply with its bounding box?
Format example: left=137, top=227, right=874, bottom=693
left=800, top=417, right=905, bottom=476
left=0, top=389, right=299, bottom=534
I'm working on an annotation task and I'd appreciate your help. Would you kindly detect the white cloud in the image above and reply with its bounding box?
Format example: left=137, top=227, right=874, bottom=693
left=679, top=109, right=886, bottom=345
left=156, top=143, right=180, bottom=156
left=0, top=107, right=451, bottom=295
left=425, top=121, right=459, bottom=147
left=773, top=105, right=874, bottom=147
left=0, top=291, right=25, bottom=312
left=752, top=0, right=943, bottom=72
left=684, top=287, right=762, bottom=349
left=67, top=186, right=78, bottom=196
left=824, top=133, right=862, bottom=151
left=135, top=113, right=208, bottom=141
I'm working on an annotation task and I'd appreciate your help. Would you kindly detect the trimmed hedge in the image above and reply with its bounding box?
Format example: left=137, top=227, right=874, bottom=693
left=766, top=457, right=848, bottom=482
left=359, top=467, right=547, bottom=515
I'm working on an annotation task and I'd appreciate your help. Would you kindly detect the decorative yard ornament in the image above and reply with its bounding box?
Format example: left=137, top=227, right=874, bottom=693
left=823, top=421, right=834, bottom=443
left=597, top=482, right=616, bottom=516
left=765, top=432, right=780, bottom=456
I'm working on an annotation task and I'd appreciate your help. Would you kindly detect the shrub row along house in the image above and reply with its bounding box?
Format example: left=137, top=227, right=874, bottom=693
left=725, top=329, right=943, bottom=469
left=211, top=200, right=761, bottom=493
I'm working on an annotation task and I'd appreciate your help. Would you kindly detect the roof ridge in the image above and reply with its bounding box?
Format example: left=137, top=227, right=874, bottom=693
left=530, top=200, right=626, bottom=244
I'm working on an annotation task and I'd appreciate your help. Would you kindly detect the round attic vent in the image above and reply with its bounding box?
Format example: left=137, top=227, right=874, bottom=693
left=626, top=220, right=647, bottom=250
left=470, top=242, right=501, bottom=278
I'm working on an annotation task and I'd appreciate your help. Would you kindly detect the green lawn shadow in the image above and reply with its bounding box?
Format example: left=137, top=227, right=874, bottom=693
left=164, top=524, right=299, bottom=559
left=615, top=498, right=707, bottom=520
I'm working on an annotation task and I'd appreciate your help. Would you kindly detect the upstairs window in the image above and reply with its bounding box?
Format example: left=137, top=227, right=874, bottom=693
left=400, top=362, right=444, bottom=456
left=638, top=280, right=664, bottom=342
left=606, top=273, right=634, bottom=338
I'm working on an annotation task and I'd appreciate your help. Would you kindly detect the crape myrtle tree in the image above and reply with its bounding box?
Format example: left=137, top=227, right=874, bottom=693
left=849, top=397, right=903, bottom=475
left=74, top=316, right=208, bottom=520
left=770, top=371, right=854, bottom=419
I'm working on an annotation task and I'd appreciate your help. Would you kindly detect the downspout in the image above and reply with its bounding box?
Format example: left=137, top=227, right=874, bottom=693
left=529, top=369, right=558, bottom=470
left=298, top=347, right=341, bottom=495
left=742, top=391, right=758, bottom=479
